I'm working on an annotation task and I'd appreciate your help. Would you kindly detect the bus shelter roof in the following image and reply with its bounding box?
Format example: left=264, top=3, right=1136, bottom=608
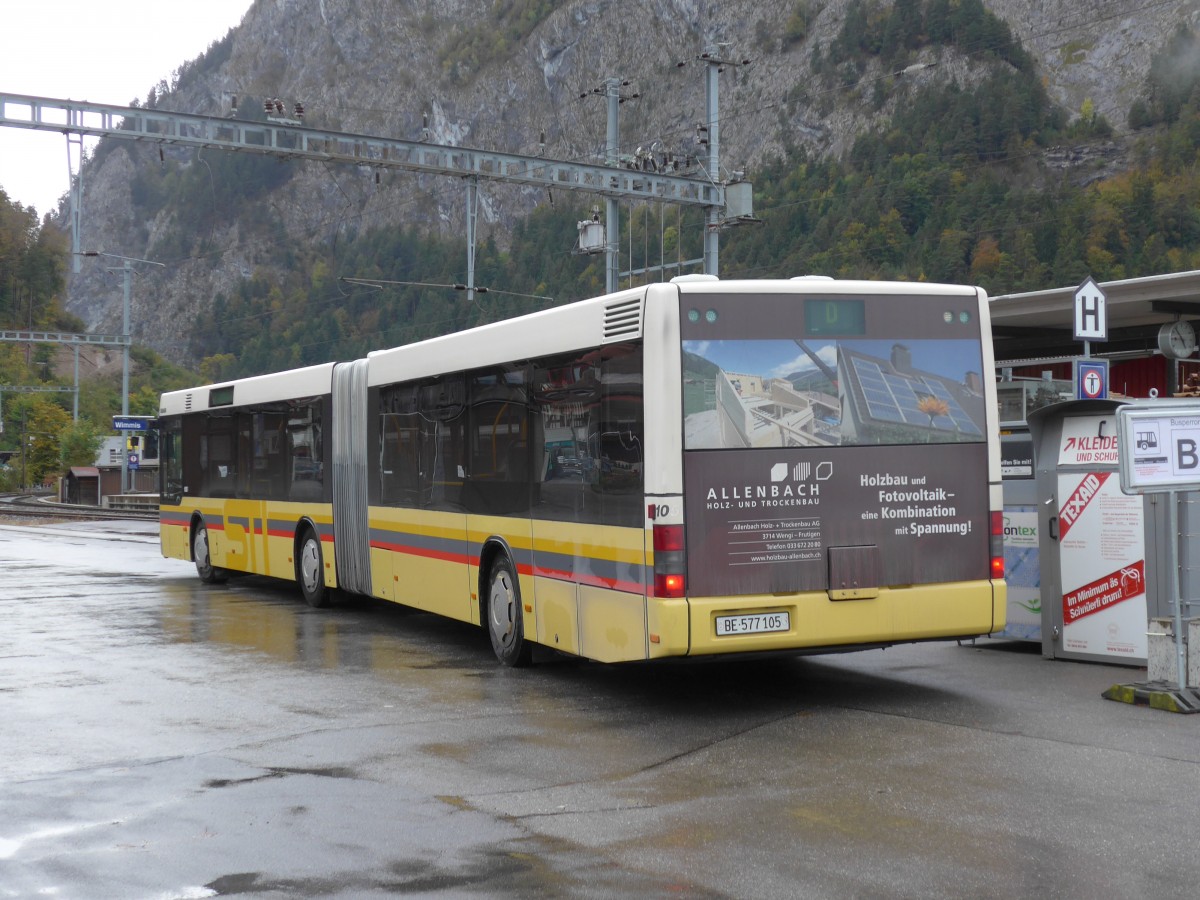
left=989, top=269, right=1200, bottom=364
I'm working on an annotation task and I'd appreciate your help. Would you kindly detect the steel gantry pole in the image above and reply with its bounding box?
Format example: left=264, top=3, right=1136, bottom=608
left=68, top=131, right=84, bottom=273
left=466, top=176, right=478, bottom=303
left=80, top=251, right=164, bottom=495
left=120, top=260, right=131, bottom=493
left=703, top=50, right=721, bottom=276
left=605, top=78, right=621, bottom=295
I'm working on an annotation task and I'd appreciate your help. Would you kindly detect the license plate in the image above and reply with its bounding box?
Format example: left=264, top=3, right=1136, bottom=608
left=715, top=611, right=790, bottom=636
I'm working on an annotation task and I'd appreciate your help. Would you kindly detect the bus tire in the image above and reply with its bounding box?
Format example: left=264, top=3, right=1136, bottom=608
left=297, top=527, right=330, bottom=608
left=486, top=555, right=532, bottom=667
left=193, top=522, right=227, bottom=584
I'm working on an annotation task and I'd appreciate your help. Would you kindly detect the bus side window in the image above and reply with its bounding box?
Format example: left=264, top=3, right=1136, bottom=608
left=414, top=375, right=466, bottom=511
left=464, top=366, right=529, bottom=516
left=391, top=419, right=422, bottom=504
left=160, top=418, right=184, bottom=504
left=181, top=414, right=205, bottom=498
left=378, top=390, right=422, bottom=508
left=289, top=402, right=325, bottom=502
left=531, top=344, right=643, bottom=528
left=205, top=424, right=236, bottom=498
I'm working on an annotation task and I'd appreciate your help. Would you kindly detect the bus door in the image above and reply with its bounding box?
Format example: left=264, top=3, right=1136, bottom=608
left=227, top=409, right=294, bottom=576
left=374, top=375, right=473, bottom=619
left=527, top=347, right=648, bottom=661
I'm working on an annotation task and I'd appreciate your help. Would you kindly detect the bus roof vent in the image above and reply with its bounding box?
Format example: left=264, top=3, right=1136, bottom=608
left=604, top=296, right=643, bottom=341
left=671, top=273, right=719, bottom=284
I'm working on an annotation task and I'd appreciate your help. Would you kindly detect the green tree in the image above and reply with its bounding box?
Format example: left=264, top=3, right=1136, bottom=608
left=59, top=420, right=105, bottom=471
left=25, top=397, right=71, bottom=486
left=0, top=188, right=67, bottom=328
left=199, top=353, right=238, bottom=384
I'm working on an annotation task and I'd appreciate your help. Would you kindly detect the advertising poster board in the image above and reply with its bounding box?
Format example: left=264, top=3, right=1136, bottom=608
left=999, top=429, right=1040, bottom=641
left=1001, top=505, right=1041, bottom=640
left=1055, top=416, right=1146, bottom=661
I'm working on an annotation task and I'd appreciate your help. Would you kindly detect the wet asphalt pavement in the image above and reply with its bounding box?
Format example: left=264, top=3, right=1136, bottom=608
left=1, top=520, right=1198, bottom=899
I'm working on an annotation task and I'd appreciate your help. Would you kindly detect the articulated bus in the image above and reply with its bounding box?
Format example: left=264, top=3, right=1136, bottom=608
left=159, top=276, right=1006, bottom=666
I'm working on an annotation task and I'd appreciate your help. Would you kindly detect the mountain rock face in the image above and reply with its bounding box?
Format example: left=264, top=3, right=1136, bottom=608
left=64, top=0, right=1200, bottom=366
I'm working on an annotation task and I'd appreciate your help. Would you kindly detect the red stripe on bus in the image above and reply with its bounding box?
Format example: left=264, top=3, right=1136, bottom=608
left=369, top=542, right=643, bottom=594
left=531, top=564, right=643, bottom=594
left=370, top=541, right=471, bottom=566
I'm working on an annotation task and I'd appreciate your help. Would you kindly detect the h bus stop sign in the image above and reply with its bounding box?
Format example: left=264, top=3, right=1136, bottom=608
left=1074, top=275, right=1108, bottom=342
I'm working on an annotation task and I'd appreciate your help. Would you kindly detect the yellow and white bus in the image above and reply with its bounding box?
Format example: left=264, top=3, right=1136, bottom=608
left=159, top=276, right=1006, bottom=665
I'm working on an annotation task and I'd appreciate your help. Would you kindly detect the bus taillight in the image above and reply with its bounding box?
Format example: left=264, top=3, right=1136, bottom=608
left=990, top=511, right=1005, bottom=580
left=653, top=524, right=687, bottom=598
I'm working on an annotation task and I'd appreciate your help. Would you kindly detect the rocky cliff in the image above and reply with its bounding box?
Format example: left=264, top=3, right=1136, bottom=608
left=64, top=0, right=1200, bottom=365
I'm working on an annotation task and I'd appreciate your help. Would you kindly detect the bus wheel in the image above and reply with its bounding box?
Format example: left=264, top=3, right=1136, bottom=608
left=193, top=523, right=227, bottom=584
left=297, top=527, right=330, bottom=608
left=486, top=555, right=532, bottom=667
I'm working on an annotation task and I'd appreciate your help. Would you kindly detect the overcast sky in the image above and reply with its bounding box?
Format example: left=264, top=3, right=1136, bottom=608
left=1, top=0, right=255, bottom=219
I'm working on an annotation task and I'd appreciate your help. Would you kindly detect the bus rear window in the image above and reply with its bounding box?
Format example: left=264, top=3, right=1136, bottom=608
left=681, top=293, right=986, bottom=449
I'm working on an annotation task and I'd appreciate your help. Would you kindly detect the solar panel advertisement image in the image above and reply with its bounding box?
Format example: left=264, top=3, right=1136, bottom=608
left=682, top=337, right=986, bottom=450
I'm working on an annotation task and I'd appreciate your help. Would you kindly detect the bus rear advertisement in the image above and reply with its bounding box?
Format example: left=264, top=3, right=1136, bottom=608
left=159, top=277, right=1005, bottom=665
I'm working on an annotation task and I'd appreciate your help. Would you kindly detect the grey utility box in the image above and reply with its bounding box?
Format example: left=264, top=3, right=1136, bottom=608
left=1029, top=400, right=1155, bottom=666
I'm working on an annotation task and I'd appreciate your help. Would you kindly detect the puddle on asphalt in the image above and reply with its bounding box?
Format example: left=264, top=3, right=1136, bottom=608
left=155, top=578, right=498, bottom=691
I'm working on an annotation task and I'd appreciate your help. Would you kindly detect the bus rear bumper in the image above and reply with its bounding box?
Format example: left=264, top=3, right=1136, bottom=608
left=661, top=580, right=1003, bottom=658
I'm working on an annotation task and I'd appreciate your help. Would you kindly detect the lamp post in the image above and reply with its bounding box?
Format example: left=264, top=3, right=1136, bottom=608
left=79, top=251, right=164, bottom=495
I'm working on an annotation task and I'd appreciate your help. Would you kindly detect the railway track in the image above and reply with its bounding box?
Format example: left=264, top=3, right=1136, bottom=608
left=0, top=493, right=159, bottom=523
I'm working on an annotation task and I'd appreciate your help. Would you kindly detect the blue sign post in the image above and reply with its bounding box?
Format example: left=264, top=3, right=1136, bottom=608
left=1074, top=359, right=1108, bottom=401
